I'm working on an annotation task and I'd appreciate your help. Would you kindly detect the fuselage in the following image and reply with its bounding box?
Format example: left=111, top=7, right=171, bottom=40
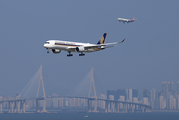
left=44, top=40, right=104, bottom=53
left=117, top=18, right=134, bottom=23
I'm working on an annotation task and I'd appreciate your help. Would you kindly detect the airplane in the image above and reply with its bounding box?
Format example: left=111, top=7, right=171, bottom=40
left=117, top=17, right=138, bottom=23
left=43, top=33, right=125, bottom=57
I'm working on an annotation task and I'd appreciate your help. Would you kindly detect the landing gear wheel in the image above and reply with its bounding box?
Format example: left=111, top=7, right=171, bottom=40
left=79, top=53, right=85, bottom=56
left=67, top=51, right=73, bottom=57
left=67, top=54, right=73, bottom=57
left=46, top=49, right=49, bottom=53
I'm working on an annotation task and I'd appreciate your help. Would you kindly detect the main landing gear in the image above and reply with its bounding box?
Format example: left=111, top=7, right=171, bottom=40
left=67, top=52, right=85, bottom=57
left=67, top=52, right=73, bottom=57
left=46, top=48, right=49, bottom=53
left=79, top=53, right=85, bottom=56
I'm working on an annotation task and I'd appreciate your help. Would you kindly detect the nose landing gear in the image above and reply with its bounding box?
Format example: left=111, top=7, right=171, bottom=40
left=47, top=49, right=49, bottom=53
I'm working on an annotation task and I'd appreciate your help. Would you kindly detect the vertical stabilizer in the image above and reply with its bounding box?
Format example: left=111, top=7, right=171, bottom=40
left=97, top=33, right=107, bottom=44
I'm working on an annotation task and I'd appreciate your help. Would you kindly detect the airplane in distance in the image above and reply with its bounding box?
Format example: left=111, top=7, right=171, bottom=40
left=44, top=33, right=125, bottom=57
left=117, top=17, right=138, bottom=23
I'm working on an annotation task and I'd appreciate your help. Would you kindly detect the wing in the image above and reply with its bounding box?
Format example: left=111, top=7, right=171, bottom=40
left=83, top=38, right=125, bottom=50
left=101, top=38, right=125, bottom=46
left=86, top=38, right=125, bottom=48
left=67, top=38, right=125, bottom=51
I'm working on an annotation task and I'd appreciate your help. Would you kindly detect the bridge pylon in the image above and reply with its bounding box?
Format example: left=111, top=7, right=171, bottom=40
left=88, top=67, right=98, bottom=113
left=36, top=65, right=47, bottom=113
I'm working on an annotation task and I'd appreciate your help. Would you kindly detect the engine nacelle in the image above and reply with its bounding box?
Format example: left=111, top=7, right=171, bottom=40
left=52, top=49, right=61, bottom=54
left=76, top=47, right=85, bottom=52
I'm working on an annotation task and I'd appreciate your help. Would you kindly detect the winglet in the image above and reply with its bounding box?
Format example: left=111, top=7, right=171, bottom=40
left=97, top=33, right=107, bottom=44
left=118, top=38, right=126, bottom=43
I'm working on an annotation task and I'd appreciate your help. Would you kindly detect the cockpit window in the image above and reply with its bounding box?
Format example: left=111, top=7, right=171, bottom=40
left=45, top=42, right=50, bottom=44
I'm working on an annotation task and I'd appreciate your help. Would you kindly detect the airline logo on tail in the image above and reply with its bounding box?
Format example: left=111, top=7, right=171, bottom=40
left=132, top=17, right=135, bottom=21
left=97, top=33, right=107, bottom=44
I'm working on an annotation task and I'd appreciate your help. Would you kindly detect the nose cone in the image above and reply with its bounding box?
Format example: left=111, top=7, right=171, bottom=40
left=44, top=44, right=46, bottom=48
left=44, top=41, right=49, bottom=48
left=44, top=41, right=51, bottom=48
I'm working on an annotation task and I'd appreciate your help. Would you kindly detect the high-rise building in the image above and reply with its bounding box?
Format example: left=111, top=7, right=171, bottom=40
left=109, top=95, right=114, bottom=100
left=98, top=94, right=106, bottom=109
left=133, top=97, right=138, bottom=110
left=52, top=98, right=59, bottom=108
left=177, top=82, right=179, bottom=95
left=80, top=98, right=87, bottom=107
left=127, top=88, right=132, bottom=102
left=119, top=96, right=125, bottom=109
left=120, top=96, right=125, bottom=101
left=72, top=98, right=76, bottom=107
left=133, top=97, right=138, bottom=103
left=162, top=81, right=168, bottom=99
left=143, top=97, right=149, bottom=105
left=173, top=98, right=176, bottom=110
left=177, top=95, right=179, bottom=110
left=143, top=88, right=151, bottom=105
left=116, top=89, right=126, bottom=100
left=154, top=91, right=161, bottom=109
left=132, top=89, right=138, bottom=98
left=109, top=95, right=114, bottom=112
left=46, top=98, right=52, bottom=108
left=0, top=96, right=2, bottom=100
left=107, top=90, right=115, bottom=100
left=162, top=82, right=176, bottom=109
left=59, top=97, right=65, bottom=107
left=143, top=88, right=150, bottom=97
left=65, top=99, right=69, bottom=107
left=168, top=82, right=173, bottom=91
left=159, top=96, right=165, bottom=110
left=77, top=98, right=81, bottom=107
left=169, top=95, right=176, bottom=110
left=168, top=82, right=175, bottom=97
left=151, top=88, right=156, bottom=109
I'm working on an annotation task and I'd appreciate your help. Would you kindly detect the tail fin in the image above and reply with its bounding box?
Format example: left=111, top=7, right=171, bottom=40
left=132, top=17, right=135, bottom=21
left=97, top=33, right=107, bottom=44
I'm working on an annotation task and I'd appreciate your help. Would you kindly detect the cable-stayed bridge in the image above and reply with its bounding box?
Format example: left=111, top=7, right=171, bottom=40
left=0, top=65, right=46, bottom=113
left=0, top=66, right=151, bottom=113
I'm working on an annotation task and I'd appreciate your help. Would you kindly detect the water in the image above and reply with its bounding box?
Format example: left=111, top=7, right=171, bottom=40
left=0, top=112, right=179, bottom=120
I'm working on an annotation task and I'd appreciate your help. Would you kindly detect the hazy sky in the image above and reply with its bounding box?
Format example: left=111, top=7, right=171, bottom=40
left=0, top=0, right=179, bottom=97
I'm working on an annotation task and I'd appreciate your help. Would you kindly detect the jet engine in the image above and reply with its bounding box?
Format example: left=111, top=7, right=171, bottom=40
left=76, top=47, right=85, bottom=52
left=52, top=49, right=61, bottom=54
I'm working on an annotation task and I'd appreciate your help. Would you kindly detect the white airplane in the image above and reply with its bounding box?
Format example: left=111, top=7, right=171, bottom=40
left=44, top=33, right=125, bottom=57
left=117, top=17, right=137, bottom=23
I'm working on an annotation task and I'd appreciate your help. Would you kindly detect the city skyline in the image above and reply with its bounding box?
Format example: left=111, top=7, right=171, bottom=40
left=1, top=81, right=179, bottom=113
